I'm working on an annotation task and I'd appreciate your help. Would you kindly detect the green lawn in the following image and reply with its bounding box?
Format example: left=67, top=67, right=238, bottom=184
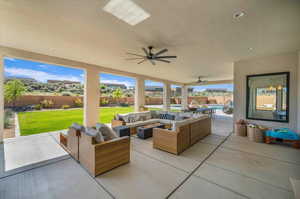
left=18, top=106, right=175, bottom=136
left=18, top=107, right=135, bottom=136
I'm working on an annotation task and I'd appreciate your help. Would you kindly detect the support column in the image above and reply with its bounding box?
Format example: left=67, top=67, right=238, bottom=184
left=163, top=83, right=171, bottom=111
left=0, top=56, right=4, bottom=143
left=134, top=77, right=145, bottom=112
left=84, top=68, right=100, bottom=127
left=181, top=85, right=188, bottom=110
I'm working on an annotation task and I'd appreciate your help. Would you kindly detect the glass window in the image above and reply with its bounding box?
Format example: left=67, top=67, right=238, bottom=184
left=247, top=72, right=289, bottom=122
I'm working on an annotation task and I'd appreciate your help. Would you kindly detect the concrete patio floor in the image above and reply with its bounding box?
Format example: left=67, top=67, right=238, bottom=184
left=1, top=116, right=299, bottom=199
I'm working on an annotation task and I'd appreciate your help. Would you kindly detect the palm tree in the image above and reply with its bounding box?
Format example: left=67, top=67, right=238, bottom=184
left=112, top=88, right=123, bottom=105
left=4, top=80, right=26, bottom=110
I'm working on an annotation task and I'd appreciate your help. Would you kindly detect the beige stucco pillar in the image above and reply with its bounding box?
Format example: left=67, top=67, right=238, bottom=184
left=134, top=77, right=145, bottom=112
left=84, top=68, right=100, bottom=127
left=163, top=83, right=171, bottom=111
left=0, top=56, right=4, bottom=143
left=181, top=85, right=188, bottom=110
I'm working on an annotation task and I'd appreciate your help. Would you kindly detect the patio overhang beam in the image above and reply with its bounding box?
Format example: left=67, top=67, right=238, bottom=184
left=0, top=46, right=184, bottom=86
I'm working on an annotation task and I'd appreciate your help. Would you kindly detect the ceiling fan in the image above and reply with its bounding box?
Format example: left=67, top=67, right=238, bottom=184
left=126, top=46, right=177, bottom=65
left=193, top=76, right=208, bottom=84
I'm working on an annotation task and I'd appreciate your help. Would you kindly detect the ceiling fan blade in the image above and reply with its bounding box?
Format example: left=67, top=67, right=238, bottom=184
left=137, top=59, right=146, bottom=64
left=156, top=59, right=171, bottom=63
left=154, top=49, right=168, bottom=57
left=126, top=52, right=145, bottom=57
left=126, top=57, right=145, bottom=60
left=155, top=55, right=177, bottom=59
left=149, top=59, right=156, bottom=65
left=142, top=48, right=150, bottom=57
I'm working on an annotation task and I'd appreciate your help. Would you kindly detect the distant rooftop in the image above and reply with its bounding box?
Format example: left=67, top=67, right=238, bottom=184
left=205, top=88, right=228, bottom=92
left=47, top=80, right=80, bottom=84
left=102, top=83, right=127, bottom=89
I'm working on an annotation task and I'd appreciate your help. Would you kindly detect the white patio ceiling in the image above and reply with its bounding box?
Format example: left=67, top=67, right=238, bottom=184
left=0, top=0, right=300, bottom=83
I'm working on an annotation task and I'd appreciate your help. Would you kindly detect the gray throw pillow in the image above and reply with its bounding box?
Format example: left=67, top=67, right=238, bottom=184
left=70, top=123, right=84, bottom=131
left=85, top=127, right=104, bottom=143
left=150, top=110, right=158, bottom=118
left=96, top=123, right=117, bottom=141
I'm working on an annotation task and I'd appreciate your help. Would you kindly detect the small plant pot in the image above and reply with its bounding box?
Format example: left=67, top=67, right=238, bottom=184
left=235, top=123, right=247, bottom=136
left=247, top=125, right=265, bottom=143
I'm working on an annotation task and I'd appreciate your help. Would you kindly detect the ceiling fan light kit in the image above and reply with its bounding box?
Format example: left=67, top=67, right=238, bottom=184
left=126, top=46, right=177, bottom=65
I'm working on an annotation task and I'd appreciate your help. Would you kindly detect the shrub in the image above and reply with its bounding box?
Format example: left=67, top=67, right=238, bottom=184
left=120, top=102, right=129, bottom=107
left=62, top=105, right=71, bottom=109
left=74, top=98, right=83, bottom=107
left=40, top=99, right=54, bottom=109
left=4, top=110, right=13, bottom=129
left=34, top=104, right=42, bottom=110
left=100, top=98, right=109, bottom=106
left=4, top=80, right=26, bottom=108
left=62, top=92, right=71, bottom=96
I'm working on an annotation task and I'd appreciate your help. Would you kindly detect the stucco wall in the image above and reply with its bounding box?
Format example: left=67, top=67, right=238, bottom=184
left=234, top=52, right=299, bottom=131
left=5, top=95, right=232, bottom=108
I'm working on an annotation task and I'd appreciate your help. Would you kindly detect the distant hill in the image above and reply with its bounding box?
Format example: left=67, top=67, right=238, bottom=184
left=5, top=77, right=37, bottom=83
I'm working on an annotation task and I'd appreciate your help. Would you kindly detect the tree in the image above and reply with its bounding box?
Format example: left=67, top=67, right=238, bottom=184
left=112, top=88, right=124, bottom=105
left=4, top=80, right=26, bottom=109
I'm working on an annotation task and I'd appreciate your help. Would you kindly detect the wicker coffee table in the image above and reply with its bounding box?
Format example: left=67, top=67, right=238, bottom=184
left=137, top=123, right=165, bottom=139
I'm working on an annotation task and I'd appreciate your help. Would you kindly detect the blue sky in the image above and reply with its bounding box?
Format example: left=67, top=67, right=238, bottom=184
left=4, top=57, right=233, bottom=91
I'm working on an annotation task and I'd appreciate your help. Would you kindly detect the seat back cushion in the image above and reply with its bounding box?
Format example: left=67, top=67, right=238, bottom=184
left=96, top=123, right=118, bottom=141
left=150, top=110, right=159, bottom=118
left=118, top=111, right=152, bottom=123
left=84, top=127, right=104, bottom=143
left=70, top=122, right=84, bottom=131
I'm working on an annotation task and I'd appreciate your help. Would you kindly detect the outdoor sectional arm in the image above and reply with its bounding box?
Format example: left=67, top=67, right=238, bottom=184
left=111, top=119, right=125, bottom=127
left=153, top=126, right=190, bottom=155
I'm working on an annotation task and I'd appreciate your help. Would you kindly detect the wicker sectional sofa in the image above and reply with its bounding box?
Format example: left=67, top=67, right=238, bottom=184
left=112, top=110, right=211, bottom=154
left=112, top=110, right=207, bottom=134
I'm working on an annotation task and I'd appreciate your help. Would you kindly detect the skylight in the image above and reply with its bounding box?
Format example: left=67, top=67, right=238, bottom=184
left=103, top=0, right=150, bottom=26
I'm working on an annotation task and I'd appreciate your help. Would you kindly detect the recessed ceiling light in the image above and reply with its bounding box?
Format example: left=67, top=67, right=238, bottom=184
left=103, top=0, right=150, bottom=26
left=233, top=11, right=245, bottom=19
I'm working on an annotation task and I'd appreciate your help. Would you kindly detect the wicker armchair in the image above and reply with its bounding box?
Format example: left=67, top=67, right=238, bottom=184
left=78, top=133, right=130, bottom=176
